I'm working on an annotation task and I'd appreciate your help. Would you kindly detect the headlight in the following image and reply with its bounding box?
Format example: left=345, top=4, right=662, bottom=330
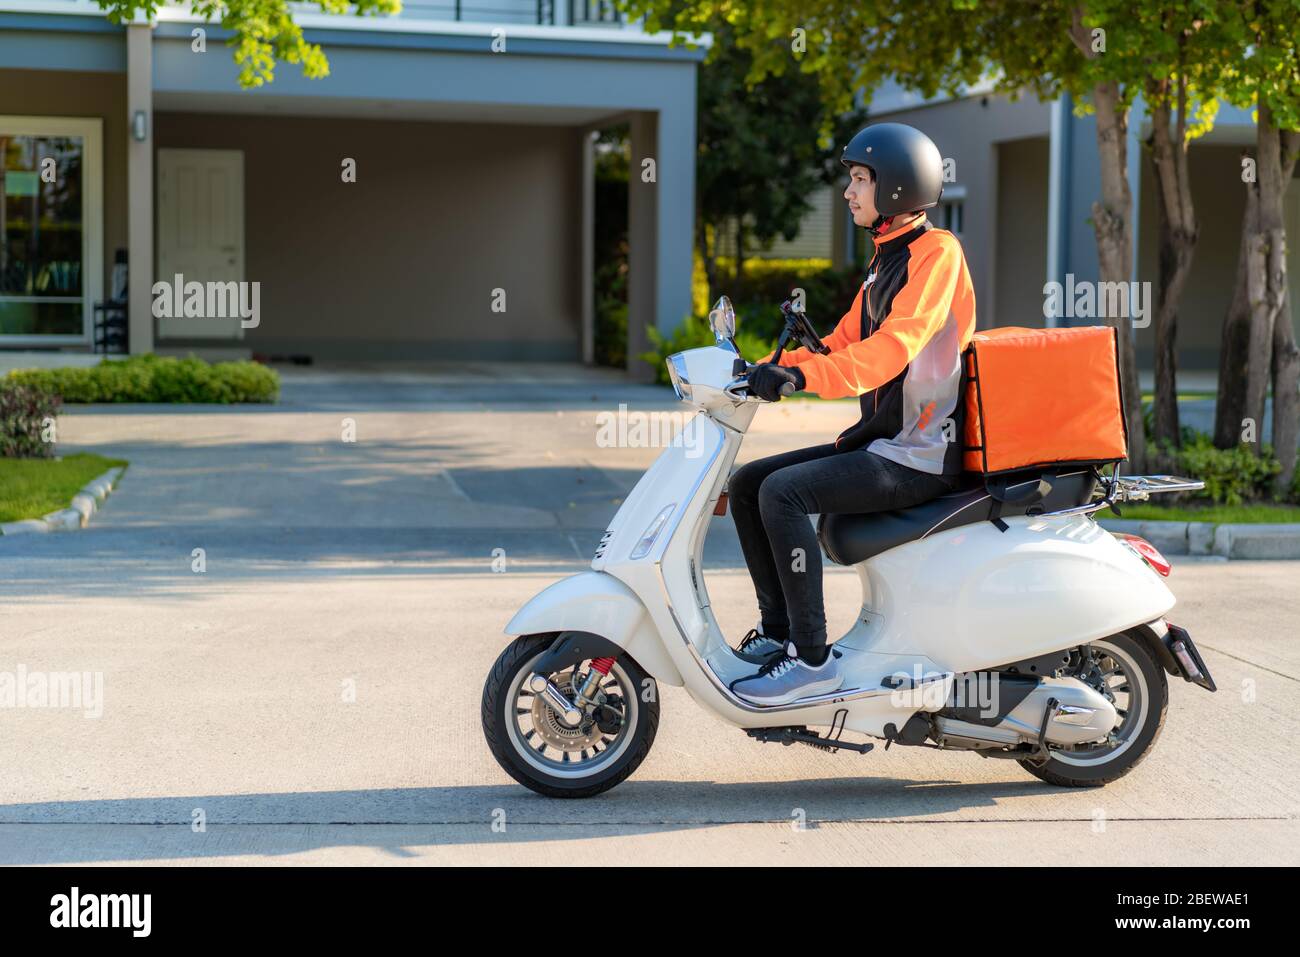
left=666, top=353, right=691, bottom=401
left=630, top=503, right=676, bottom=559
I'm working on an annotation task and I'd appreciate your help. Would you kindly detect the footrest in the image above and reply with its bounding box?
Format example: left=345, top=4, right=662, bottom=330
left=745, top=725, right=873, bottom=755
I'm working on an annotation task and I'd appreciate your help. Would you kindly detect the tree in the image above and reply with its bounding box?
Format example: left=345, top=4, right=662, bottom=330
left=1210, top=1, right=1300, bottom=493
left=694, top=21, right=865, bottom=299
left=97, top=1, right=400, bottom=88
left=1113, top=3, right=1224, bottom=451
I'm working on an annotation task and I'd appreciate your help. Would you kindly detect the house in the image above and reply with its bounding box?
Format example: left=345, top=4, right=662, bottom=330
left=0, top=0, right=704, bottom=374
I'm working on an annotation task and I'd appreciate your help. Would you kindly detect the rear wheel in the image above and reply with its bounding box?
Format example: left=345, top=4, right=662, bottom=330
left=1019, top=632, right=1167, bottom=787
left=481, top=634, right=659, bottom=799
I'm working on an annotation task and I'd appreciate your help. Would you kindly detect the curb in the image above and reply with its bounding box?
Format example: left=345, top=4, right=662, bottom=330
left=0, top=466, right=125, bottom=536
left=1098, top=518, right=1300, bottom=559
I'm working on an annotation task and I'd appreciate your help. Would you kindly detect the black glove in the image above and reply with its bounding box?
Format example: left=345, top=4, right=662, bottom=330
left=748, top=363, right=806, bottom=402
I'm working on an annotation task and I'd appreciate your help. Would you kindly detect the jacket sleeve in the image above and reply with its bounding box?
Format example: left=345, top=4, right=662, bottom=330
left=756, top=284, right=864, bottom=366
left=793, top=239, right=962, bottom=399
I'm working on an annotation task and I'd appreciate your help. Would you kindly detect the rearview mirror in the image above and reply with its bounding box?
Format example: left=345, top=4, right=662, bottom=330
left=708, top=296, right=736, bottom=344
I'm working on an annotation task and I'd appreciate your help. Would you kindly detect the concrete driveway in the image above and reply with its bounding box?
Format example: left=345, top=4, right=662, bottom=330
left=0, top=363, right=1296, bottom=865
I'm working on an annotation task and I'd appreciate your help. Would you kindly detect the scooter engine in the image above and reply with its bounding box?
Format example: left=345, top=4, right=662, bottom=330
left=932, top=674, right=1118, bottom=750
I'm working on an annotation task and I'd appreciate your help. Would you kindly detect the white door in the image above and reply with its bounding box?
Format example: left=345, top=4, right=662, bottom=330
left=156, top=149, right=245, bottom=340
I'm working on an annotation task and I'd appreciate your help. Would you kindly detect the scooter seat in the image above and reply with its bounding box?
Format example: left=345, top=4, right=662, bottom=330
left=817, top=469, right=1097, bottom=566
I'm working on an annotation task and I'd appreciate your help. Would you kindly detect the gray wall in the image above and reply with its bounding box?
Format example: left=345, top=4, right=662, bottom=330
left=995, top=136, right=1051, bottom=328
left=155, top=112, right=583, bottom=360
left=867, top=93, right=1054, bottom=329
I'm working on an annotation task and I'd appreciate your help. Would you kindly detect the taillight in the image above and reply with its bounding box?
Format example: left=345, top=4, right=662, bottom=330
left=1114, top=533, right=1172, bottom=577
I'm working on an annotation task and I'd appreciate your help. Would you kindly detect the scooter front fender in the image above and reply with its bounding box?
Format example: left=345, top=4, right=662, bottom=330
left=503, top=571, right=684, bottom=686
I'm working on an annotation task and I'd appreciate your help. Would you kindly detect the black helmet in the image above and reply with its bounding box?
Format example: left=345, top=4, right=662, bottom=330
left=841, top=123, right=944, bottom=223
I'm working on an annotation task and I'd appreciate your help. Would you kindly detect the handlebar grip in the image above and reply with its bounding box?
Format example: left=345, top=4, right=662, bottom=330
left=779, top=382, right=796, bottom=397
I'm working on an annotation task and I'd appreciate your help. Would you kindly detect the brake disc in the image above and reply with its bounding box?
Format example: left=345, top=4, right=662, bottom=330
left=529, top=677, right=605, bottom=752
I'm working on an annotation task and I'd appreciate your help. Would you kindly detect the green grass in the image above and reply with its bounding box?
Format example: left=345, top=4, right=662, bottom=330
left=1140, top=391, right=1217, bottom=402
left=1102, top=502, right=1300, bottom=524
left=0, top=453, right=128, bottom=525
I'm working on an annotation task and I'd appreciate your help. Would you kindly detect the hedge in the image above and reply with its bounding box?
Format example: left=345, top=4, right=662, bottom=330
left=5, top=354, right=280, bottom=404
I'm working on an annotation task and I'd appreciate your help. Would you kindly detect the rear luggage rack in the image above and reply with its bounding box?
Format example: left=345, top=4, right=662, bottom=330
left=1041, top=472, right=1205, bottom=517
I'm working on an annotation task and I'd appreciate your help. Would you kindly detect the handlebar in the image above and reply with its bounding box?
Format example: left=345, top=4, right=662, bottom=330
left=723, top=375, right=796, bottom=402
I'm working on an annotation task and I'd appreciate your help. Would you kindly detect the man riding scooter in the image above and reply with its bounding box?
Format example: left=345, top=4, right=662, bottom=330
left=728, top=122, right=978, bottom=706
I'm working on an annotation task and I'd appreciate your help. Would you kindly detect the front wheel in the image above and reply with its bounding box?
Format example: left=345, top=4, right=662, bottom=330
left=1019, top=632, right=1168, bottom=787
left=481, top=634, right=659, bottom=799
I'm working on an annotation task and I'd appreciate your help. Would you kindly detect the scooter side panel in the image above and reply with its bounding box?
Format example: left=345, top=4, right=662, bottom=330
left=591, top=411, right=727, bottom=574
left=503, top=571, right=685, bottom=686
left=859, top=514, right=1176, bottom=672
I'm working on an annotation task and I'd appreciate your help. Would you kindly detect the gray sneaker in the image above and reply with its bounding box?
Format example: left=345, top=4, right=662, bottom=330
left=734, top=628, right=785, bottom=664
left=731, top=642, right=843, bottom=706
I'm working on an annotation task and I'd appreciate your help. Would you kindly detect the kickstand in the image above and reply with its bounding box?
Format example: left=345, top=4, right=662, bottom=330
left=826, top=709, right=848, bottom=750
left=1028, top=696, right=1058, bottom=766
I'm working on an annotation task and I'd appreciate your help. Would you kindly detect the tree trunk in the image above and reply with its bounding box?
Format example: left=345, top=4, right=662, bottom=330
left=1273, top=282, right=1300, bottom=493
left=1213, top=183, right=1257, bottom=448
left=1089, top=78, right=1147, bottom=472
left=1244, top=106, right=1293, bottom=459
left=1268, top=127, right=1300, bottom=491
left=1146, top=79, right=1198, bottom=455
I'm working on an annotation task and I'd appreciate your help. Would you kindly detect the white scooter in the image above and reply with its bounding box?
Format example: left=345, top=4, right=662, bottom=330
left=482, top=297, right=1217, bottom=798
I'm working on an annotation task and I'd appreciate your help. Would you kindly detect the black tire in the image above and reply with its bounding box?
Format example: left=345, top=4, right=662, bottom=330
left=1019, top=632, right=1168, bottom=788
left=481, top=634, right=659, bottom=799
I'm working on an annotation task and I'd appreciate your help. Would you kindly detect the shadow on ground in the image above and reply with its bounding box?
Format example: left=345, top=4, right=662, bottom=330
left=0, top=775, right=1071, bottom=865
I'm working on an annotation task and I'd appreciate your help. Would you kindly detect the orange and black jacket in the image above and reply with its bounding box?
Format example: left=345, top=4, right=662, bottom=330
left=767, top=213, right=977, bottom=477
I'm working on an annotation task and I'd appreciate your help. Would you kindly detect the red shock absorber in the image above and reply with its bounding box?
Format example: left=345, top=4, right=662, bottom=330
left=589, top=656, right=616, bottom=676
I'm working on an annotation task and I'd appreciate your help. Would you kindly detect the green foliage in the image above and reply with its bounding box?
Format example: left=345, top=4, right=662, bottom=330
left=640, top=314, right=770, bottom=386
left=622, top=1, right=1297, bottom=142
left=694, top=18, right=865, bottom=274
left=0, top=381, right=62, bottom=459
left=1154, top=429, right=1283, bottom=507
left=6, top=354, right=280, bottom=404
left=95, top=1, right=401, bottom=88
left=639, top=256, right=863, bottom=381
left=717, top=258, right=862, bottom=338
left=594, top=259, right=629, bottom=369
left=593, top=129, right=631, bottom=369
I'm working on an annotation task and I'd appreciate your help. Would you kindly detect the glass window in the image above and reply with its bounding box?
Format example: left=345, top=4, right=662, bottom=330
left=0, top=132, right=88, bottom=338
left=941, top=200, right=964, bottom=236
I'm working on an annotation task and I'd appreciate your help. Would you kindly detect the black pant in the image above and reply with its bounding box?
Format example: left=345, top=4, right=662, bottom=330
left=728, top=444, right=957, bottom=651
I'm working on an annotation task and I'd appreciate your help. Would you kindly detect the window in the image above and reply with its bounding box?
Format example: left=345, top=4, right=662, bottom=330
left=940, top=200, right=964, bottom=235
left=0, top=116, right=102, bottom=344
left=938, top=184, right=966, bottom=238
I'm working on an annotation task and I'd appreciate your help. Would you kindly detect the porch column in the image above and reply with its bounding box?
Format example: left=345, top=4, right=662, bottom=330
left=581, top=129, right=596, bottom=365
left=1045, top=94, right=1072, bottom=328
left=126, top=21, right=154, bottom=355
left=627, top=101, right=696, bottom=381
left=627, top=111, right=658, bottom=381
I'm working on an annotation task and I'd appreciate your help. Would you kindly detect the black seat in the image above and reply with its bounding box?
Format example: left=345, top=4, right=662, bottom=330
left=817, top=469, right=1098, bottom=565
